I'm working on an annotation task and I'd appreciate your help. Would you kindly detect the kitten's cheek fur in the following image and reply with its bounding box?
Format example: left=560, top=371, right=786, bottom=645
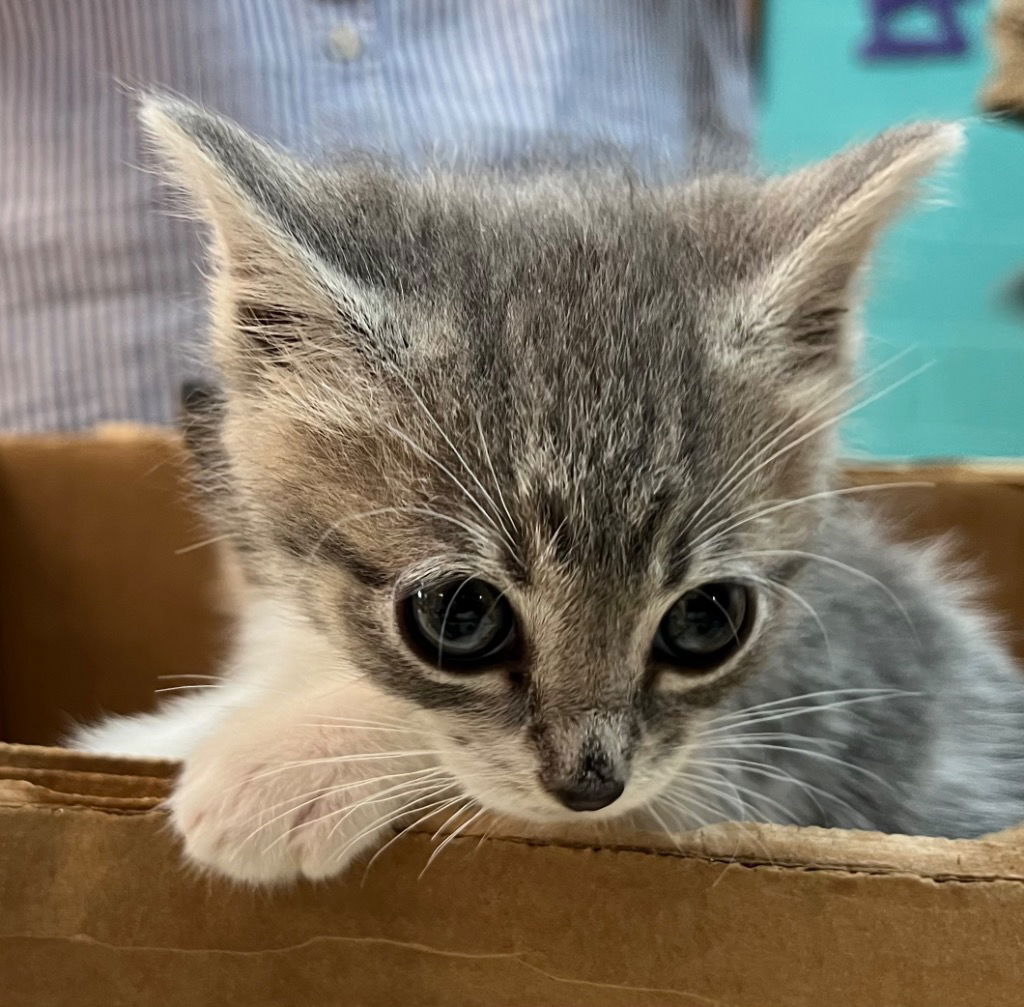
left=168, top=681, right=439, bottom=884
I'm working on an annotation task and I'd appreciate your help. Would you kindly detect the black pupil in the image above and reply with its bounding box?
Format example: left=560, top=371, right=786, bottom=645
left=659, top=582, right=747, bottom=663
left=409, top=579, right=509, bottom=662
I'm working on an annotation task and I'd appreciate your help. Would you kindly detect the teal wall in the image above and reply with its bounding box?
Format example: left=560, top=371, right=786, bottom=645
left=759, top=1, right=1023, bottom=458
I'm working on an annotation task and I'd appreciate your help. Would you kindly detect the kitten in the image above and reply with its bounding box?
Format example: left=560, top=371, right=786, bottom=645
left=73, top=97, right=1024, bottom=884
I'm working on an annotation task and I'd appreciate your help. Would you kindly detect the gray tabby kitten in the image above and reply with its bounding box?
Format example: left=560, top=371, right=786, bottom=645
left=75, top=97, right=1024, bottom=884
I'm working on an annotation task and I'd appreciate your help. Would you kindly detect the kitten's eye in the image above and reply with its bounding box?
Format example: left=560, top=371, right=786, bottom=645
left=653, top=582, right=753, bottom=671
left=400, top=578, right=517, bottom=670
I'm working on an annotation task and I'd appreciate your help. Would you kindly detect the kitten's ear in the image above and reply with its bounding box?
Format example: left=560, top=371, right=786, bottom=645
left=139, top=95, right=380, bottom=379
left=759, top=121, right=963, bottom=369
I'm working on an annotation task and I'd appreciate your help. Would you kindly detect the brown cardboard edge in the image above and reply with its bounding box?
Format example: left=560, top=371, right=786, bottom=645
left=0, top=743, right=178, bottom=780
left=0, top=780, right=164, bottom=812
left=4, top=439, right=1024, bottom=893
left=0, top=425, right=179, bottom=449
left=0, top=764, right=173, bottom=799
left=4, top=742, right=1024, bottom=884
left=844, top=462, right=1024, bottom=486
left=3, top=429, right=1024, bottom=483
left=6, top=805, right=1023, bottom=1007
left=5, top=788, right=1024, bottom=885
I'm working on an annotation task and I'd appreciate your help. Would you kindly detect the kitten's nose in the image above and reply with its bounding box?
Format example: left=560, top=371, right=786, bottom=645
left=552, top=778, right=625, bottom=812
left=536, top=718, right=630, bottom=812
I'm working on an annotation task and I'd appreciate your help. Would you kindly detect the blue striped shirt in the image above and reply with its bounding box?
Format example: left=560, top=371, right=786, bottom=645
left=0, top=0, right=753, bottom=431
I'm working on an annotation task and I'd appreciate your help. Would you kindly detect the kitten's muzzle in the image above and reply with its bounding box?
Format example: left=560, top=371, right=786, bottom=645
left=533, top=709, right=632, bottom=813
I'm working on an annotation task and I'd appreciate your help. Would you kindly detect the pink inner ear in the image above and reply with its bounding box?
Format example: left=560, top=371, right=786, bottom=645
left=754, top=125, right=961, bottom=376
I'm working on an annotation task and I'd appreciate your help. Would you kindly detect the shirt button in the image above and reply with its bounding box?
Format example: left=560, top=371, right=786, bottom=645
left=327, top=24, right=363, bottom=62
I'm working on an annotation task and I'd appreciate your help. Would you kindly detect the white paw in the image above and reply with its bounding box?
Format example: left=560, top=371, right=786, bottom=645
left=170, top=747, right=446, bottom=884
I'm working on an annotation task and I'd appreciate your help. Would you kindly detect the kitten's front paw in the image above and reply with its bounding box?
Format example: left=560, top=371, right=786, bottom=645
left=170, top=762, right=306, bottom=883
left=170, top=747, right=443, bottom=884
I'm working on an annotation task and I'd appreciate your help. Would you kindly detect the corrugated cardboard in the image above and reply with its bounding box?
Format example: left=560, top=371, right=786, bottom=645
left=2, top=430, right=1024, bottom=1006
left=0, top=429, right=231, bottom=745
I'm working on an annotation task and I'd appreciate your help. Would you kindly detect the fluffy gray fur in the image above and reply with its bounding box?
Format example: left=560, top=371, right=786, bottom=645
left=74, top=97, right=1024, bottom=883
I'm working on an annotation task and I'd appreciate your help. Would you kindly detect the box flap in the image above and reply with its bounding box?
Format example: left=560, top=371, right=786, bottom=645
left=3, top=744, right=1024, bottom=1007
left=0, top=430, right=231, bottom=744
left=3, top=428, right=1024, bottom=1007
left=3, top=434, right=1024, bottom=745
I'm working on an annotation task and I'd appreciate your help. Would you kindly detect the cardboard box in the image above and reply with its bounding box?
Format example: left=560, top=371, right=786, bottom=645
left=2, top=430, right=1024, bottom=1006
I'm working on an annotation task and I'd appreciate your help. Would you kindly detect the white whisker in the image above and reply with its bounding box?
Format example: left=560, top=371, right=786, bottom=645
left=346, top=505, right=492, bottom=550
left=700, top=730, right=843, bottom=748
left=154, top=684, right=224, bottom=694
left=746, top=575, right=834, bottom=669
left=238, top=767, right=445, bottom=837
left=684, top=771, right=800, bottom=823
left=693, top=741, right=897, bottom=793
left=174, top=533, right=234, bottom=555
left=662, top=775, right=778, bottom=866
left=695, top=480, right=933, bottom=555
left=272, top=778, right=454, bottom=853
left=690, top=756, right=864, bottom=823
left=475, top=412, right=518, bottom=536
left=299, top=721, right=424, bottom=735
left=419, top=802, right=484, bottom=877
left=235, top=750, right=444, bottom=790
left=685, top=348, right=915, bottom=537
left=354, top=792, right=467, bottom=876
left=380, top=418, right=515, bottom=552
left=736, top=548, right=919, bottom=640
left=256, top=776, right=448, bottom=849
left=156, top=674, right=223, bottom=682
left=703, top=688, right=916, bottom=728
left=684, top=364, right=862, bottom=535
left=338, top=793, right=462, bottom=869
left=645, top=802, right=687, bottom=851
left=385, top=366, right=516, bottom=546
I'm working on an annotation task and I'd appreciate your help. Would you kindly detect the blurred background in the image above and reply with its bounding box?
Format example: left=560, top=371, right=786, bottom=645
left=758, top=0, right=1024, bottom=459
left=0, top=1, right=1020, bottom=459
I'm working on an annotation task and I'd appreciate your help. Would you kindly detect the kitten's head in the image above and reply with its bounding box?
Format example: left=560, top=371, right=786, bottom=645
left=149, top=98, right=959, bottom=823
